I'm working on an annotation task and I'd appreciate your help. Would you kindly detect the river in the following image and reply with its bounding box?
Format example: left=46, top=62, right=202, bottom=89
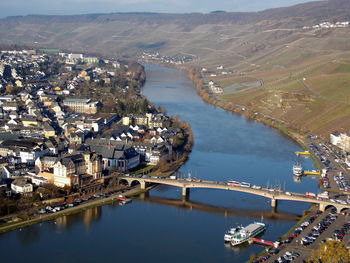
left=0, top=64, right=316, bottom=263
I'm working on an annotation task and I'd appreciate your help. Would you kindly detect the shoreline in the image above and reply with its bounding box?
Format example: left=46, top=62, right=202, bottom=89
left=0, top=185, right=154, bottom=234
left=180, top=65, right=321, bottom=262
left=0, top=63, right=194, bottom=234
left=141, top=61, right=316, bottom=164
left=184, top=66, right=320, bottom=170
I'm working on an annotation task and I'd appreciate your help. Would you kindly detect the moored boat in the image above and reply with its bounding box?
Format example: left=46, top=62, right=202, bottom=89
left=116, top=195, right=132, bottom=203
left=230, top=222, right=266, bottom=246
left=293, top=163, right=303, bottom=176
left=224, top=226, right=242, bottom=242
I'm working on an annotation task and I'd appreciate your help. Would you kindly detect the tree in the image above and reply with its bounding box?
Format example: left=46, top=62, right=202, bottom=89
left=5, top=85, right=13, bottom=94
left=307, top=240, right=350, bottom=263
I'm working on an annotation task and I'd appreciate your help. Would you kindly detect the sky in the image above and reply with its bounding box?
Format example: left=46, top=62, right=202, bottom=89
left=1, top=0, right=316, bottom=18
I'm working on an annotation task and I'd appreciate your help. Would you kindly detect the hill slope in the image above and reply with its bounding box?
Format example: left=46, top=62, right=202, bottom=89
left=0, top=0, right=349, bottom=57
left=1, top=0, right=350, bottom=135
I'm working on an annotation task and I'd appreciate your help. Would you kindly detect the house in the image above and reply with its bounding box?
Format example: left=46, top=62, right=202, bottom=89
left=52, top=152, right=103, bottom=188
left=18, top=91, right=30, bottom=101
left=25, top=174, right=48, bottom=186
left=2, top=166, right=12, bottom=179
left=133, top=114, right=148, bottom=126
left=330, top=131, right=342, bottom=146
left=19, top=148, right=44, bottom=164
left=149, top=149, right=166, bottom=165
left=123, top=114, right=149, bottom=126
left=9, top=111, right=18, bottom=120
left=122, top=116, right=131, bottom=126
left=63, top=98, right=99, bottom=114
left=44, top=139, right=59, bottom=155
left=0, top=140, right=44, bottom=163
left=35, top=156, right=58, bottom=173
left=88, top=144, right=140, bottom=172
left=11, top=179, right=33, bottom=194
left=36, top=171, right=54, bottom=184
left=27, top=104, right=39, bottom=116
left=330, top=131, right=350, bottom=153
left=42, top=122, right=56, bottom=138
left=69, top=131, right=85, bottom=144
left=78, top=117, right=104, bottom=132
left=68, top=53, right=83, bottom=61
left=82, top=152, right=102, bottom=180
left=133, top=142, right=170, bottom=165
left=148, top=114, right=166, bottom=128
left=2, top=101, right=18, bottom=112
left=21, top=115, right=39, bottom=127
left=83, top=57, right=99, bottom=64
left=150, top=136, right=165, bottom=144
left=53, top=154, right=85, bottom=187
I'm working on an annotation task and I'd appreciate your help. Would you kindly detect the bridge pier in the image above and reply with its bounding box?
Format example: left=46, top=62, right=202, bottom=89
left=319, top=203, right=326, bottom=212
left=271, top=198, right=278, bottom=210
left=140, top=181, right=146, bottom=190
left=182, top=187, right=190, bottom=200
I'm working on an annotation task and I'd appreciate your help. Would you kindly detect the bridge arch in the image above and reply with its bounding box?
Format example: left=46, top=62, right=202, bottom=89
left=130, top=180, right=141, bottom=187
left=119, top=179, right=129, bottom=186
left=324, top=205, right=338, bottom=213
left=340, top=207, right=350, bottom=215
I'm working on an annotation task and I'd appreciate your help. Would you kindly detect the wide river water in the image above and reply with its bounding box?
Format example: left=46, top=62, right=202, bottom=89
left=0, top=64, right=317, bottom=262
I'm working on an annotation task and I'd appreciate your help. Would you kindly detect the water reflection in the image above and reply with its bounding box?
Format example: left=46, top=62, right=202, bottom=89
left=16, top=224, right=41, bottom=246
left=293, top=175, right=301, bottom=183
left=55, top=206, right=102, bottom=231
left=140, top=196, right=300, bottom=221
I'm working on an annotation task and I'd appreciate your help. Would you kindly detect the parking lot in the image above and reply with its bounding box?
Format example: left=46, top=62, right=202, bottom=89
left=261, top=207, right=350, bottom=263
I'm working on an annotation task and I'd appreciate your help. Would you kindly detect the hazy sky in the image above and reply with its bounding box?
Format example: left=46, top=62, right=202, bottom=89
left=1, top=0, right=316, bottom=18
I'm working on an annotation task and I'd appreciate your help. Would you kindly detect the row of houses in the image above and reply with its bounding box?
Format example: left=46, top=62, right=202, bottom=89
left=0, top=50, right=178, bottom=198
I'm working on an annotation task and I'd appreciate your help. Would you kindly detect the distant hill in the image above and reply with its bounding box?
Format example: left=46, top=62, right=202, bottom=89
left=0, top=0, right=349, bottom=58
left=1, top=0, right=350, bottom=135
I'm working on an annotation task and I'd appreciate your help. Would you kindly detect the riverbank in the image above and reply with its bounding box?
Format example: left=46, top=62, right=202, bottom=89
left=0, top=183, right=157, bottom=234
left=0, top=64, right=194, bottom=234
left=0, top=189, right=123, bottom=233
left=185, top=66, right=320, bottom=171
left=0, top=130, right=193, bottom=234
left=0, top=62, right=320, bottom=263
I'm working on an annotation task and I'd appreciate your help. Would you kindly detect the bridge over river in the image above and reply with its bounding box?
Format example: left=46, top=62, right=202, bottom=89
left=117, top=176, right=350, bottom=213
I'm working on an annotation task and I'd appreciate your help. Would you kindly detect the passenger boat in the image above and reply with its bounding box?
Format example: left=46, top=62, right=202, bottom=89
left=116, top=195, right=132, bottom=203
left=230, top=222, right=266, bottom=246
left=293, top=163, right=303, bottom=176
left=224, top=226, right=242, bottom=242
left=227, top=181, right=240, bottom=187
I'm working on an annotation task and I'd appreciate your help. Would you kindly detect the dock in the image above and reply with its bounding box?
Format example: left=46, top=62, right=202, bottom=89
left=295, top=151, right=310, bottom=157
left=303, top=170, right=321, bottom=176
left=249, top=238, right=275, bottom=247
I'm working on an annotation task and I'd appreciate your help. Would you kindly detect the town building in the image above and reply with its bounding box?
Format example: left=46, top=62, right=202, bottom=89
left=330, top=131, right=350, bottom=153
left=63, top=98, right=99, bottom=114
left=11, top=179, right=33, bottom=194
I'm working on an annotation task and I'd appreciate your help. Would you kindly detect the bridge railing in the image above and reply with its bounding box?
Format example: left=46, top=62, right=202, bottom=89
left=117, top=175, right=350, bottom=207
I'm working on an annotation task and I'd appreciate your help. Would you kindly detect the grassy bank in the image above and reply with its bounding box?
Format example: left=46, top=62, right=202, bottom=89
left=185, top=66, right=321, bottom=168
